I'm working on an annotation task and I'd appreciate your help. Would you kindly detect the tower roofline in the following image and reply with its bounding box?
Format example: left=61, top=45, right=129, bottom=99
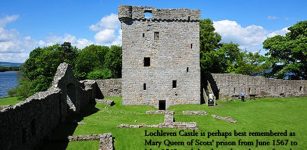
left=118, top=5, right=200, bottom=22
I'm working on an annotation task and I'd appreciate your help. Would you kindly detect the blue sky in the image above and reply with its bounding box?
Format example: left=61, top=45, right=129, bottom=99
left=0, top=0, right=306, bottom=62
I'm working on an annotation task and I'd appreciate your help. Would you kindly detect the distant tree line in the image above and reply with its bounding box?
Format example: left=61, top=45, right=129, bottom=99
left=10, top=20, right=306, bottom=99
left=0, top=66, right=20, bottom=72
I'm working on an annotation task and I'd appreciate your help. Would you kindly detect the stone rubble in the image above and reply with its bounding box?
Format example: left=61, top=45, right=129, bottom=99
left=68, top=133, right=113, bottom=150
left=95, top=99, right=114, bottom=106
left=0, top=105, right=9, bottom=110
left=118, top=110, right=197, bottom=130
left=211, top=114, right=237, bottom=123
left=146, top=110, right=170, bottom=114
left=182, top=110, right=208, bottom=115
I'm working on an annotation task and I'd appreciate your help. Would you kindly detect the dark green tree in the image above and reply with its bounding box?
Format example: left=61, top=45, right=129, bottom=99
left=16, top=43, right=78, bottom=99
left=199, top=19, right=223, bottom=73
left=200, top=19, right=271, bottom=75
left=104, top=45, right=122, bottom=78
left=235, top=52, right=271, bottom=75
left=263, top=20, right=307, bottom=79
left=199, top=19, right=222, bottom=52
left=74, top=44, right=110, bottom=79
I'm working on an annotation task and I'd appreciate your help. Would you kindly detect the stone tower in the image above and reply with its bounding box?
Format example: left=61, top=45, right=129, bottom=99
left=119, top=5, right=201, bottom=109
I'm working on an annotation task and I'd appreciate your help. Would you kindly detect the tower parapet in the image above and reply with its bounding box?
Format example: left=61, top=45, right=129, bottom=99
left=118, top=5, right=200, bottom=22
left=118, top=5, right=132, bottom=22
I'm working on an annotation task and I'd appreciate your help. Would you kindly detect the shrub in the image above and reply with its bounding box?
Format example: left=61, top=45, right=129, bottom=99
left=87, top=69, right=112, bottom=79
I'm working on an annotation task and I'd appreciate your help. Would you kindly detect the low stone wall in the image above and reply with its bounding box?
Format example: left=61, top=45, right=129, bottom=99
left=119, top=110, right=197, bottom=130
left=68, top=133, right=113, bottom=150
left=212, top=74, right=307, bottom=99
left=95, top=79, right=121, bottom=97
left=95, top=74, right=307, bottom=100
left=0, top=63, right=98, bottom=150
left=182, top=111, right=208, bottom=115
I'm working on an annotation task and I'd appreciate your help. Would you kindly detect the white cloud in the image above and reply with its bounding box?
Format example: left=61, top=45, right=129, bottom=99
left=213, top=20, right=289, bottom=53
left=90, top=14, right=119, bottom=31
left=0, top=15, right=94, bottom=63
left=0, top=15, right=38, bottom=62
left=90, top=13, right=121, bottom=45
left=267, top=27, right=289, bottom=37
left=39, top=34, right=93, bottom=49
left=0, top=14, right=121, bottom=63
left=94, top=29, right=116, bottom=43
left=1, top=14, right=292, bottom=63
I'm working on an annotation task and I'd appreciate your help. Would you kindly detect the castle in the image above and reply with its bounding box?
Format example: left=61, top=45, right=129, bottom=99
left=118, top=6, right=201, bottom=109
left=1, top=5, right=306, bottom=150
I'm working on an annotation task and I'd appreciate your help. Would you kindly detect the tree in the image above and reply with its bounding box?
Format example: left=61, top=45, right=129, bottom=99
left=104, top=45, right=122, bottom=78
left=199, top=19, right=223, bottom=73
left=199, top=20, right=243, bottom=73
left=74, top=44, right=122, bottom=79
left=235, top=52, right=271, bottom=75
left=16, top=43, right=78, bottom=99
left=74, top=45, right=110, bottom=79
left=87, top=69, right=112, bottom=79
left=199, top=19, right=222, bottom=52
left=263, top=21, right=307, bottom=79
left=199, top=19, right=271, bottom=75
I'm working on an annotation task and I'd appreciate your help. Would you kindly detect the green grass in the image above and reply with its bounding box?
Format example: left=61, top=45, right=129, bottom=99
left=66, top=96, right=307, bottom=150
left=0, top=97, right=20, bottom=106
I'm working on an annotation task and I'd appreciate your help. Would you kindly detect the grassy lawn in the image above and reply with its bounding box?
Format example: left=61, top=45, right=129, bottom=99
left=0, top=97, right=20, bottom=106
left=66, top=96, right=307, bottom=150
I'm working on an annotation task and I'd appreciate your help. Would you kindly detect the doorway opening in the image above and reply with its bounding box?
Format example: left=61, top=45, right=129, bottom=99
left=159, top=100, right=166, bottom=110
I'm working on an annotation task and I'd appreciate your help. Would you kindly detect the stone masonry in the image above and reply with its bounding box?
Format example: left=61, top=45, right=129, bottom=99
left=118, top=110, right=197, bottom=130
left=68, top=133, right=113, bottom=150
left=0, top=63, right=99, bottom=150
left=95, top=75, right=307, bottom=99
left=212, top=74, right=307, bottom=99
left=119, top=6, right=201, bottom=109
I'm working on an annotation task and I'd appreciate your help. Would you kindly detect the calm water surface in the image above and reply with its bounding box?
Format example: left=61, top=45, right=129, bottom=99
left=0, top=71, right=20, bottom=98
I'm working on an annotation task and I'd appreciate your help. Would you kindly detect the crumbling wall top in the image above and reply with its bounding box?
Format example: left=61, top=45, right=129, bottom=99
left=118, top=5, right=200, bottom=21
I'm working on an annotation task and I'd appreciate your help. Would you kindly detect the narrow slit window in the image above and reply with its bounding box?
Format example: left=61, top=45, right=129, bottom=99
left=154, top=32, right=159, bottom=40
left=188, top=16, right=191, bottom=21
left=143, top=83, right=146, bottom=90
left=191, top=43, right=193, bottom=49
left=144, top=57, right=150, bottom=67
left=142, top=33, right=145, bottom=37
left=187, top=67, right=189, bottom=72
left=300, top=86, right=303, bottom=92
left=172, top=80, right=177, bottom=88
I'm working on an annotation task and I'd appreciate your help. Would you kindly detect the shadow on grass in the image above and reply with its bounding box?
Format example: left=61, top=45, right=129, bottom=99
left=38, top=105, right=99, bottom=150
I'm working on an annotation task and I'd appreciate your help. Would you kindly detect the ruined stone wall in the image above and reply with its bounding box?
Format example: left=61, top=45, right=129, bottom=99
left=95, top=74, right=307, bottom=101
left=119, top=6, right=201, bottom=108
left=95, top=79, right=122, bottom=97
left=211, top=74, right=307, bottom=99
left=0, top=89, right=62, bottom=150
left=0, top=63, right=98, bottom=150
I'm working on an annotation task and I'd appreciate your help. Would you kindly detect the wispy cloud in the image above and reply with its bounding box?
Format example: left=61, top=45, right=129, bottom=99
left=267, top=15, right=279, bottom=20
left=0, top=15, right=19, bottom=27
